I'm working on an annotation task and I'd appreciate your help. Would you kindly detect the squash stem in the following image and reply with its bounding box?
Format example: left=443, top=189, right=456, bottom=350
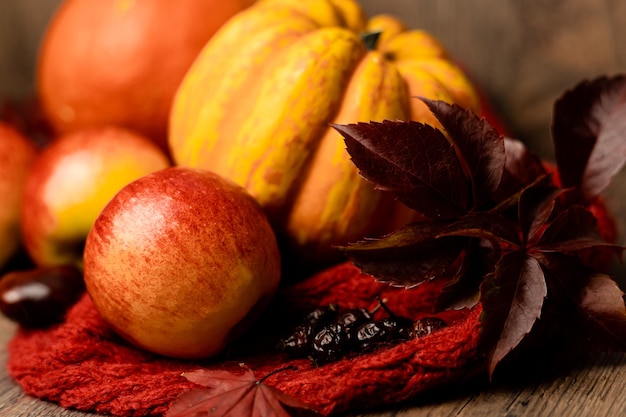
left=360, top=30, right=382, bottom=50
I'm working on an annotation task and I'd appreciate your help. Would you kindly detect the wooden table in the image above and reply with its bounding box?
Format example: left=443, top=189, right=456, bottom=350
left=2, top=313, right=626, bottom=416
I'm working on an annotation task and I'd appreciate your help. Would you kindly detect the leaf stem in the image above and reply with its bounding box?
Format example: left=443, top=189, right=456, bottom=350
left=258, top=365, right=298, bottom=384
left=376, top=295, right=398, bottom=318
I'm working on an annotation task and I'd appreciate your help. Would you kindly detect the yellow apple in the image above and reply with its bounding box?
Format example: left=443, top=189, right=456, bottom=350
left=0, top=122, right=38, bottom=270
left=21, top=126, right=170, bottom=268
left=83, top=167, right=281, bottom=359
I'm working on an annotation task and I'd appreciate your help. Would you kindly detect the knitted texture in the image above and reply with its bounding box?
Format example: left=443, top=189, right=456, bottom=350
left=7, top=262, right=482, bottom=416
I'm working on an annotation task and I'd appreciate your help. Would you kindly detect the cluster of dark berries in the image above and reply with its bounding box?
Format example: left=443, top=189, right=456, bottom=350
left=277, top=297, right=447, bottom=365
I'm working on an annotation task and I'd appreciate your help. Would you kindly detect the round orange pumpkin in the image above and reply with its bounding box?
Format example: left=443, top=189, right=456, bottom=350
left=169, top=0, right=482, bottom=266
left=37, top=0, right=256, bottom=152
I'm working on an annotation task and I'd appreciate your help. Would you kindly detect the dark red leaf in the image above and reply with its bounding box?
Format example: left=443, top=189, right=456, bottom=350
left=531, top=205, right=623, bottom=260
left=537, top=253, right=626, bottom=351
left=343, top=212, right=520, bottom=288
left=576, top=273, right=626, bottom=350
left=479, top=251, right=547, bottom=377
left=166, top=365, right=315, bottom=417
left=333, top=120, right=469, bottom=218
left=340, top=220, right=467, bottom=288
left=436, top=242, right=495, bottom=311
left=439, top=212, right=522, bottom=250
left=552, top=74, right=626, bottom=200
left=517, top=174, right=563, bottom=244
left=502, top=137, right=548, bottom=190
left=535, top=206, right=606, bottom=250
left=423, top=98, right=506, bottom=208
left=535, top=238, right=623, bottom=256
left=491, top=139, right=548, bottom=207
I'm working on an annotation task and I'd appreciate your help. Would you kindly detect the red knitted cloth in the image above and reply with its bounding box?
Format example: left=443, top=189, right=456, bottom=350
left=7, top=262, right=482, bottom=416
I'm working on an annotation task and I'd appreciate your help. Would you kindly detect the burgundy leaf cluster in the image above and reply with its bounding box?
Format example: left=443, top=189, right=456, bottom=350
left=333, top=74, right=626, bottom=377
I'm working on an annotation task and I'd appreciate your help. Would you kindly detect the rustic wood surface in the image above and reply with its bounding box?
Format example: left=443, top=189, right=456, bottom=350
left=2, top=0, right=626, bottom=416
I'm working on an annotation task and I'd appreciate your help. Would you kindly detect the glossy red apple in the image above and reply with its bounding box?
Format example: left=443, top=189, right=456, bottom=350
left=21, top=126, right=170, bottom=268
left=83, top=167, right=282, bottom=359
left=0, top=122, right=38, bottom=270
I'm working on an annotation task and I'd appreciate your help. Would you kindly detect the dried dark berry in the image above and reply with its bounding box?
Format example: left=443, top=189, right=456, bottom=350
left=277, top=324, right=312, bottom=357
left=310, top=323, right=347, bottom=364
left=335, top=307, right=372, bottom=343
left=304, top=303, right=338, bottom=327
left=380, top=316, right=414, bottom=342
left=336, top=307, right=372, bottom=328
left=278, top=304, right=339, bottom=357
left=353, top=320, right=394, bottom=351
left=0, top=265, right=85, bottom=328
left=412, top=317, right=447, bottom=338
left=278, top=301, right=444, bottom=365
left=368, top=296, right=414, bottom=342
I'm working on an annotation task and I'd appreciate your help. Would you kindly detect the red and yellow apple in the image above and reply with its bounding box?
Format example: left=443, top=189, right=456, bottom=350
left=83, top=167, right=281, bottom=359
left=0, top=122, right=38, bottom=270
left=21, top=126, right=170, bottom=268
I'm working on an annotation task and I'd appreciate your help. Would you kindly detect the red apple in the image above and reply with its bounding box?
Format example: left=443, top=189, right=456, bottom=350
left=83, top=167, right=282, bottom=359
left=0, top=122, right=38, bottom=270
left=21, top=126, right=170, bottom=268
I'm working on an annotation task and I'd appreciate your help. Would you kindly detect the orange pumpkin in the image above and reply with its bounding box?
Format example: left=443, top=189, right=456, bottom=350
left=169, top=0, right=482, bottom=266
left=37, top=0, right=256, bottom=152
